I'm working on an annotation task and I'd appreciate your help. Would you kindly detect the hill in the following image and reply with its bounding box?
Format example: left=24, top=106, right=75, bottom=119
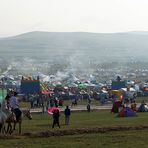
left=0, top=31, right=148, bottom=77
left=0, top=31, right=148, bottom=62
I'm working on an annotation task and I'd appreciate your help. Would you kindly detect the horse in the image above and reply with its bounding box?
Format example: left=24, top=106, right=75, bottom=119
left=0, top=110, right=7, bottom=134
left=0, top=102, right=7, bottom=134
left=12, top=109, right=32, bottom=134
left=3, top=109, right=32, bottom=135
left=5, top=109, right=17, bottom=134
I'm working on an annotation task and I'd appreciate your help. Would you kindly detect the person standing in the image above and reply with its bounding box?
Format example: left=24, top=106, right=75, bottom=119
left=64, top=106, right=71, bottom=125
left=52, top=109, right=60, bottom=128
left=87, top=103, right=91, bottom=112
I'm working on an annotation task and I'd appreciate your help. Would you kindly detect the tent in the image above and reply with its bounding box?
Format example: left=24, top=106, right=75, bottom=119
left=78, top=84, right=87, bottom=89
left=120, top=87, right=136, bottom=92
left=111, top=81, right=126, bottom=90
left=117, top=107, right=137, bottom=117
left=111, top=90, right=124, bottom=102
left=0, top=89, right=7, bottom=104
left=20, top=79, right=40, bottom=94
left=40, top=83, right=53, bottom=95
left=137, top=103, right=148, bottom=112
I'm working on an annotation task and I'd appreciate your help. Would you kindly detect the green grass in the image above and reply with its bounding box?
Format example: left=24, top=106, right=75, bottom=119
left=1, top=107, right=148, bottom=147
left=18, top=111, right=148, bottom=132
left=1, top=130, right=148, bottom=148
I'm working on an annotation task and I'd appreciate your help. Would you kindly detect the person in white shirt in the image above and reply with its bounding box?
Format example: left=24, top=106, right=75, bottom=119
left=10, top=92, right=22, bottom=122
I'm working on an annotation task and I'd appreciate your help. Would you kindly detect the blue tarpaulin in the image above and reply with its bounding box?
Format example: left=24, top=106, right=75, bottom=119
left=20, top=80, right=40, bottom=94
left=111, top=81, right=126, bottom=90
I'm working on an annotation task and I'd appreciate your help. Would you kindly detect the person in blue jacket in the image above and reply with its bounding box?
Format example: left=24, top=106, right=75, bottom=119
left=64, top=106, right=71, bottom=125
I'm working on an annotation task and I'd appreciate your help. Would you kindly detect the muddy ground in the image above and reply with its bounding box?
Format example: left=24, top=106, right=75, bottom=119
left=1, top=125, right=148, bottom=139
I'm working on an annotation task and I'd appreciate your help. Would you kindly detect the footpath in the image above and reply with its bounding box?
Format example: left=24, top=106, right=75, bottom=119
left=29, top=103, right=142, bottom=113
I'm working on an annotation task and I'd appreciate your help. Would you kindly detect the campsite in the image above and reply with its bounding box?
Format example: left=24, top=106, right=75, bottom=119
left=0, top=70, right=148, bottom=148
left=1, top=1, right=148, bottom=147
left=1, top=76, right=148, bottom=148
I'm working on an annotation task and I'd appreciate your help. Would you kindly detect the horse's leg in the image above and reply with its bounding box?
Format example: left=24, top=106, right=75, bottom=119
left=2, top=125, right=6, bottom=134
left=0, top=124, right=2, bottom=133
left=13, top=121, right=16, bottom=130
left=9, top=123, right=13, bottom=135
left=19, top=120, right=21, bottom=134
left=4, top=125, right=6, bottom=134
left=6, top=123, right=10, bottom=134
left=6, top=123, right=12, bottom=134
left=1, top=125, right=4, bottom=134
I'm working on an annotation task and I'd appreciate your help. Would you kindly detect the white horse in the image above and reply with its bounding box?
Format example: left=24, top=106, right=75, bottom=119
left=0, top=103, right=7, bottom=134
left=5, top=109, right=16, bottom=134
left=12, top=109, right=32, bottom=134
left=0, top=107, right=32, bottom=135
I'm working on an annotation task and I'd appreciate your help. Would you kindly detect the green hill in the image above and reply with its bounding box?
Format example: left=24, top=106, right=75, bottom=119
left=0, top=31, right=148, bottom=62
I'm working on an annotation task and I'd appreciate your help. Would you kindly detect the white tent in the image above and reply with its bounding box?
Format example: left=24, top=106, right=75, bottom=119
left=120, top=88, right=136, bottom=99
left=120, top=88, right=136, bottom=92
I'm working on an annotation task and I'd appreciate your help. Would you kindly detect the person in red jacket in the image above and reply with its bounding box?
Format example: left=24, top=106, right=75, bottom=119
left=52, top=108, right=60, bottom=128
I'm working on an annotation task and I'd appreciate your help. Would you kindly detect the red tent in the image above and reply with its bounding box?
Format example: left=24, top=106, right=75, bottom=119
left=42, top=90, right=54, bottom=95
left=111, top=101, right=122, bottom=113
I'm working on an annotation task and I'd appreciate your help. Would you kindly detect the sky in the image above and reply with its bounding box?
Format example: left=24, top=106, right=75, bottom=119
left=0, top=0, right=148, bottom=37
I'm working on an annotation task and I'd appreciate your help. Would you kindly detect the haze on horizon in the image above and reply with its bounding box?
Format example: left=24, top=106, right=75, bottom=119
left=0, top=0, right=148, bottom=37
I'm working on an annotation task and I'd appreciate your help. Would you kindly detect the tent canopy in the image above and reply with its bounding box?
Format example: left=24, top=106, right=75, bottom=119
left=120, top=88, right=136, bottom=92
left=137, top=103, right=148, bottom=112
left=0, top=89, right=7, bottom=104
left=117, top=107, right=137, bottom=117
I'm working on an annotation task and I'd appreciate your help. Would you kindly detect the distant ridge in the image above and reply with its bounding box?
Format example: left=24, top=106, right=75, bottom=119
left=3, top=30, right=148, bottom=39
left=0, top=31, right=148, bottom=62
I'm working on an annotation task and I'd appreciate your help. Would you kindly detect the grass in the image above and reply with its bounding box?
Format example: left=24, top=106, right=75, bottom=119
left=11, top=110, right=148, bottom=133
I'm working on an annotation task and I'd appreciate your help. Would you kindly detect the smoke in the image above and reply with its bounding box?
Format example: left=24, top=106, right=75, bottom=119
left=1, top=51, right=148, bottom=83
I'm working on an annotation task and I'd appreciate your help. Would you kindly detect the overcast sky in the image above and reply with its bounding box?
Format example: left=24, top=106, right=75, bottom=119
left=0, top=0, right=148, bottom=37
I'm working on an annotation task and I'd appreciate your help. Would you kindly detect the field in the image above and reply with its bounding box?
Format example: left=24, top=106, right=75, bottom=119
left=0, top=109, right=148, bottom=148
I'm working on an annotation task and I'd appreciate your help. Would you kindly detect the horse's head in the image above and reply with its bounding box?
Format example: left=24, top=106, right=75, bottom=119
left=23, top=109, right=32, bottom=120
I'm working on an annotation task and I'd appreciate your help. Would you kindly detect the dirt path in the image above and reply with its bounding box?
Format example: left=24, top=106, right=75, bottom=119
left=29, top=103, right=141, bottom=113
left=24, top=125, right=148, bottom=137
left=1, top=125, right=148, bottom=139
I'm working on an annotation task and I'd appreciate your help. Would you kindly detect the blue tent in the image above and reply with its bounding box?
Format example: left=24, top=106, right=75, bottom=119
left=117, top=107, right=137, bottom=117
left=20, top=80, right=40, bottom=94
left=112, top=81, right=126, bottom=90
